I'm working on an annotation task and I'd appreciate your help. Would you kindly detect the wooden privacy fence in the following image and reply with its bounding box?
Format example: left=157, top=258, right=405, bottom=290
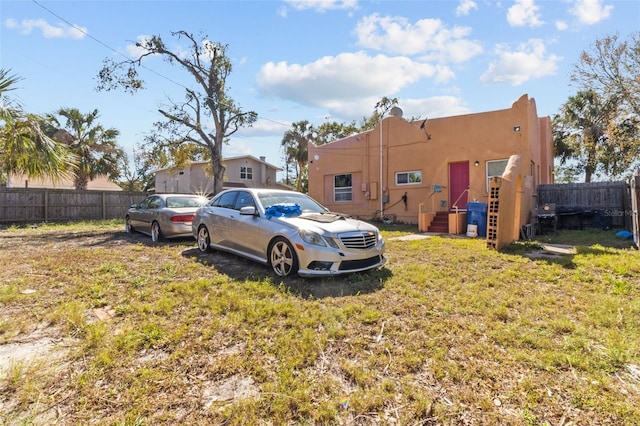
left=0, top=188, right=148, bottom=223
left=537, top=181, right=630, bottom=229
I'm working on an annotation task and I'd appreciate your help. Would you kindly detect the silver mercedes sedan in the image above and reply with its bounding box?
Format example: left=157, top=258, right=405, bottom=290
left=126, top=194, right=209, bottom=242
left=192, top=188, right=386, bottom=277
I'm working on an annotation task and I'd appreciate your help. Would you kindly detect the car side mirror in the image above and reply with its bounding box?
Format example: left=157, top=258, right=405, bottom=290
left=239, top=206, right=257, bottom=216
left=130, top=203, right=139, bottom=208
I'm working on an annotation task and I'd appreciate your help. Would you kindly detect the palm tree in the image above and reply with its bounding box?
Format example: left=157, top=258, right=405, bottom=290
left=0, top=69, right=74, bottom=182
left=553, top=90, right=618, bottom=182
left=281, top=121, right=315, bottom=192
left=46, top=108, right=125, bottom=190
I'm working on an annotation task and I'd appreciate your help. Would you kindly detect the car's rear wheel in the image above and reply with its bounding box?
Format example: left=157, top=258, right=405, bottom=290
left=125, top=216, right=133, bottom=233
left=197, top=225, right=211, bottom=252
left=151, top=221, right=163, bottom=242
left=269, top=237, right=298, bottom=277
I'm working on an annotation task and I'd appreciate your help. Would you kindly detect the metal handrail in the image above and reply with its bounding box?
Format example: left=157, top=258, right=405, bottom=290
left=451, top=188, right=470, bottom=214
left=419, top=185, right=443, bottom=214
left=450, top=188, right=471, bottom=235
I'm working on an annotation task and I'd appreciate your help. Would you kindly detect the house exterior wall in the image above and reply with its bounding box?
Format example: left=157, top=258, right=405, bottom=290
left=308, top=94, right=553, bottom=235
left=224, top=156, right=277, bottom=188
left=154, top=155, right=280, bottom=195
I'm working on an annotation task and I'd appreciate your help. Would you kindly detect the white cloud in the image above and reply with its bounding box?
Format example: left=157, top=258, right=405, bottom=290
left=569, top=0, right=613, bottom=25
left=256, top=51, right=453, bottom=113
left=480, top=39, right=561, bottom=86
left=353, top=14, right=483, bottom=63
left=456, top=0, right=478, bottom=17
left=283, top=0, right=358, bottom=12
left=506, top=0, right=544, bottom=27
left=555, top=20, right=569, bottom=31
left=4, top=18, right=86, bottom=39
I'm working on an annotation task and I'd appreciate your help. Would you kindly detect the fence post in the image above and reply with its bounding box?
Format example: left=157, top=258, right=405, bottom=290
left=44, top=189, right=48, bottom=222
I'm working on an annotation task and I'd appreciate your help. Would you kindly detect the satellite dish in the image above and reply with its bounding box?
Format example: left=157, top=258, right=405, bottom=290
left=389, top=106, right=403, bottom=118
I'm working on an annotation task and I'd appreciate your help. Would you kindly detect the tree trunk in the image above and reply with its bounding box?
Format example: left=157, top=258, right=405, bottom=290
left=584, top=169, right=593, bottom=183
left=296, top=159, right=304, bottom=192
left=210, top=158, right=223, bottom=195
left=75, top=174, right=89, bottom=190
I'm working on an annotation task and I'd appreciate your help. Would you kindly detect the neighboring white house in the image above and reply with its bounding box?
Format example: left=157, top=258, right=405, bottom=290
left=5, top=174, right=123, bottom=191
left=154, top=155, right=285, bottom=194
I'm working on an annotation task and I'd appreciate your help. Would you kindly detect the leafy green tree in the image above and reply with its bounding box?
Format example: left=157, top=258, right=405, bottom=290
left=116, top=148, right=152, bottom=192
left=359, top=97, right=399, bottom=131
left=45, top=108, right=124, bottom=190
left=552, top=90, right=621, bottom=182
left=315, top=121, right=359, bottom=145
left=603, top=116, right=640, bottom=179
left=135, top=133, right=211, bottom=192
left=572, top=32, right=640, bottom=117
left=562, top=33, right=640, bottom=181
left=553, top=165, right=581, bottom=184
left=0, top=69, right=74, bottom=182
left=96, top=31, right=257, bottom=195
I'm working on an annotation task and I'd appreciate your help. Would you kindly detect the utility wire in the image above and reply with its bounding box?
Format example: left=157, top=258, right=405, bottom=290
left=32, top=0, right=188, bottom=91
left=31, top=0, right=291, bottom=131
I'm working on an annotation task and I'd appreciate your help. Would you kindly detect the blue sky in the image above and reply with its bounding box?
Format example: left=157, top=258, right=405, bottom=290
left=2, top=0, right=639, bottom=179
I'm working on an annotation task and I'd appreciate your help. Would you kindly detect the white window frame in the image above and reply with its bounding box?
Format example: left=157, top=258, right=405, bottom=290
left=486, top=159, right=509, bottom=191
left=334, top=174, right=352, bottom=202
left=395, top=170, right=422, bottom=186
left=240, top=166, right=253, bottom=180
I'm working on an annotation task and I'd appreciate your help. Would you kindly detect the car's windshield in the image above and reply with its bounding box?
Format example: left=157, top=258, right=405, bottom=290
left=258, top=192, right=327, bottom=214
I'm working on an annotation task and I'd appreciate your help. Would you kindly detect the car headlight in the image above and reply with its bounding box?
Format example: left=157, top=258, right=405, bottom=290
left=299, top=229, right=327, bottom=247
left=324, top=237, right=340, bottom=249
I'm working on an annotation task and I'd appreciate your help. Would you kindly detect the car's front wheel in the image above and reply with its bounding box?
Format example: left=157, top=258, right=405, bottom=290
left=151, top=221, right=163, bottom=242
left=125, top=216, right=133, bottom=233
left=197, top=225, right=211, bottom=252
left=269, top=237, right=299, bottom=277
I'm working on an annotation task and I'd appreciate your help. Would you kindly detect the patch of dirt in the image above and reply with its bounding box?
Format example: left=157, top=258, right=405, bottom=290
left=0, top=327, right=73, bottom=425
left=0, top=327, right=64, bottom=375
left=523, top=243, right=577, bottom=259
left=201, top=374, right=260, bottom=409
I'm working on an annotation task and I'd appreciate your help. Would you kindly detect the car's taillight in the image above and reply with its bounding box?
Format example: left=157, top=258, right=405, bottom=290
left=171, top=214, right=195, bottom=223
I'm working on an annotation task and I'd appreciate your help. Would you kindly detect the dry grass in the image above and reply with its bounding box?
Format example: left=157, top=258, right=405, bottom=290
left=0, top=220, right=638, bottom=425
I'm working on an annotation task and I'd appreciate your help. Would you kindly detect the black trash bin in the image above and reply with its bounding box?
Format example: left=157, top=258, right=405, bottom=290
left=592, top=210, right=612, bottom=230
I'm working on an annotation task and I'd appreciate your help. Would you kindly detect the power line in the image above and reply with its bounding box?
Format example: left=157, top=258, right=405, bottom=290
left=32, top=0, right=191, bottom=92
left=31, top=0, right=298, bottom=134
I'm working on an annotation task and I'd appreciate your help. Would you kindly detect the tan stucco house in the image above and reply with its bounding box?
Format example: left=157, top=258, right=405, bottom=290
left=307, top=94, right=554, bottom=246
left=154, top=155, right=284, bottom=195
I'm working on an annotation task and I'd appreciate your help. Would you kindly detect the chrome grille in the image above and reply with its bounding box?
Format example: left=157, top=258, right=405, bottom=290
left=339, top=231, right=377, bottom=249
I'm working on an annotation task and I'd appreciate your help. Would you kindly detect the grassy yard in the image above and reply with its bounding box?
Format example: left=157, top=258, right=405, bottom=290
left=0, top=220, right=638, bottom=425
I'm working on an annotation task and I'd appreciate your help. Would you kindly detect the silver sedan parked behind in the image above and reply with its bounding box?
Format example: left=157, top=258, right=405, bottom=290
left=192, top=188, right=386, bottom=277
left=126, top=194, right=209, bottom=242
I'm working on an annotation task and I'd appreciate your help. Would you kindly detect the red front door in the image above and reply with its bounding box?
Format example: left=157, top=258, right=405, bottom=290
left=449, top=161, right=469, bottom=209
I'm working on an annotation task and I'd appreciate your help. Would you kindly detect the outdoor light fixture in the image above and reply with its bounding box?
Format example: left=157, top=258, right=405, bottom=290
left=513, top=126, right=521, bottom=132
left=474, top=160, right=480, bottom=167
